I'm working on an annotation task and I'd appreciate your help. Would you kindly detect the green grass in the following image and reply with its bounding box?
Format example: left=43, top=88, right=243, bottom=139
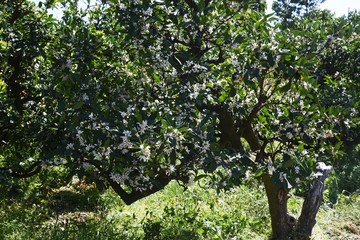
left=314, top=194, right=360, bottom=239
left=0, top=178, right=359, bottom=240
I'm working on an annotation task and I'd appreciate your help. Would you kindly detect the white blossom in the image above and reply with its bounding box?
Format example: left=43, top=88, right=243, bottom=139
left=138, top=120, right=149, bottom=134
left=268, top=164, right=275, bottom=174
left=83, top=93, right=89, bottom=101
left=66, top=59, right=72, bottom=68
left=123, top=130, right=132, bottom=137
left=166, top=165, right=176, bottom=175
left=279, top=172, right=286, bottom=182
left=143, top=8, right=153, bottom=16
left=66, top=143, right=74, bottom=150
left=110, top=172, right=122, bottom=184
left=139, top=144, right=151, bottom=162
left=286, top=132, right=293, bottom=139
left=82, top=162, right=91, bottom=170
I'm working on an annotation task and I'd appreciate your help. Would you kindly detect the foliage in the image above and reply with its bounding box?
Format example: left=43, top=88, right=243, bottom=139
left=272, top=0, right=326, bottom=27
left=0, top=0, right=359, bottom=238
left=326, top=144, right=360, bottom=203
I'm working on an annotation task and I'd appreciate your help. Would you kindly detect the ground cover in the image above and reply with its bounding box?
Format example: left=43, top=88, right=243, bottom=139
left=1, top=177, right=359, bottom=239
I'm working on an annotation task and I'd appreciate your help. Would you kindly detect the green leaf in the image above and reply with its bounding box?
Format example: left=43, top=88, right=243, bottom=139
left=254, top=168, right=264, bottom=177
left=282, top=159, right=295, bottom=169
left=104, top=138, right=111, bottom=148
left=279, top=81, right=291, bottom=93
left=197, top=0, right=205, bottom=13
left=334, top=141, right=343, bottom=150
left=74, top=101, right=84, bottom=109
left=161, top=119, right=168, bottom=128
left=218, top=92, right=228, bottom=102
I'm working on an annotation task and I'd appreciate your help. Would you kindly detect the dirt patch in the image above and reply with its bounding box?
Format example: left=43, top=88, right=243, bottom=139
left=44, top=211, right=102, bottom=227
left=343, top=222, right=360, bottom=235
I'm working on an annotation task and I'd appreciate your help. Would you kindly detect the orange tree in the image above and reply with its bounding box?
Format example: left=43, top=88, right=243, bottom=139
left=1, top=0, right=359, bottom=239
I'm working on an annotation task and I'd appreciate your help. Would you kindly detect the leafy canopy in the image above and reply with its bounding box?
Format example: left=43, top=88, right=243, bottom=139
left=0, top=0, right=359, bottom=204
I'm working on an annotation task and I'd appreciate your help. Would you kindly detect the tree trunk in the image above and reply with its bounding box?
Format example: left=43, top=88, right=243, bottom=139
left=262, top=174, right=296, bottom=240
left=295, top=162, right=332, bottom=240
left=263, top=162, right=332, bottom=240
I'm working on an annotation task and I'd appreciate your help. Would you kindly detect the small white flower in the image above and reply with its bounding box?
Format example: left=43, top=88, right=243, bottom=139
left=110, top=172, right=122, bottom=184
left=66, top=143, right=74, bottom=150
left=203, top=141, right=210, bottom=151
left=279, top=172, right=286, bottom=182
left=166, top=165, right=176, bottom=175
left=286, top=132, right=293, bottom=139
left=138, top=120, right=148, bottom=134
left=268, top=164, right=275, bottom=173
left=120, top=112, right=127, bottom=118
left=82, top=162, right=91, bottom=170
left=66, top=59, right=72, bottom=68
left=143, top=8, right=153, bottom=16
left=139, top=144, right=151, bottom=162
left=245, top=170, right=251, bottom=179
left=123, top=130, right=132, bottom=137
left=231, top=59, right=239, bottom=66
left=83, top=93, right=89, bottom=101
left=324, top=129, right=334, bottom=138
left=89, top=113, right=95, bottom=120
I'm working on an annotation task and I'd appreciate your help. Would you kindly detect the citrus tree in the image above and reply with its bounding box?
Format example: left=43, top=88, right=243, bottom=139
left=272, top=0, right=326, bottom=27
left=1, top=0, right=359, bottom=239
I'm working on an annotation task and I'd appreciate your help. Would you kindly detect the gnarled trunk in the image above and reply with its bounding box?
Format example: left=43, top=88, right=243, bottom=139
left=263, top=174, right=296, bottom=240
left=263, top=162, right=332, bottom=240
left=295, top=162, right=333, bottom=240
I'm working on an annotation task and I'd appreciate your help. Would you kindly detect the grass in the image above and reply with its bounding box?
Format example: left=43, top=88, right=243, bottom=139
left=314, top=194, right=360, bottom=239
left=0, top=177, right=359, bottom=240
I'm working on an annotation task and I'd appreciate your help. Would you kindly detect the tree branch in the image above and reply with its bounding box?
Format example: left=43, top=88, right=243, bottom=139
left=241, top=120, right=262, bottom=151
left=205, top=45, right=225, bottom=64
left=1, top=162, right=42, bottom=178
left=107, top=174, right=183, bottom=205
left=85, top=159, right=188, bottom=205
left=6, top=54, right=26, bottom=113
left=218, top=110, right=244, bottom=150
left=246, top=94, right=268, bottom=123
left=296, top=162, right=332, bottom=239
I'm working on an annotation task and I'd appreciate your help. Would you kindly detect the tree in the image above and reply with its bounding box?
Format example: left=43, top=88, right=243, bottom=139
left=272, top=0, right=326, bottom=27
left=1, top=0, right=359, bottom=239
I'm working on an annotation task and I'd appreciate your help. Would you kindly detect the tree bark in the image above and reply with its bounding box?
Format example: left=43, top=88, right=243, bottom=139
left=295, top=162, right=332, bottom=240
left=262, top=174, right=296, bottom=240
left=263, top=162, right=332, bottom=240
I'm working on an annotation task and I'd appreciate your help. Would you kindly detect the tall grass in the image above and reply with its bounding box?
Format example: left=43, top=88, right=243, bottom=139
left=1, top=176, right=359, bottom=239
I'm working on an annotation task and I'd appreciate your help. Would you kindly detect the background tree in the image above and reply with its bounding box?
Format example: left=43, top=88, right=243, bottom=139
left=0, top=0, right=358, bottom=239
left=272, top=0, right=326, bottom=27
